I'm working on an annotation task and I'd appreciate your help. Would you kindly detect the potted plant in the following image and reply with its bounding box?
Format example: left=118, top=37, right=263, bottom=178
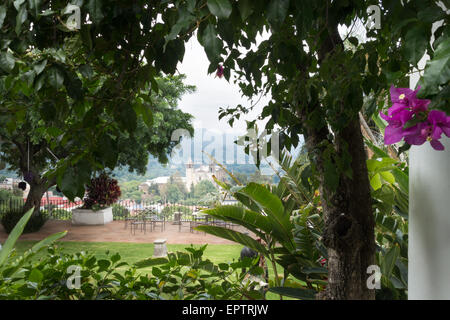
left=72, top=173, right=121, bottom=225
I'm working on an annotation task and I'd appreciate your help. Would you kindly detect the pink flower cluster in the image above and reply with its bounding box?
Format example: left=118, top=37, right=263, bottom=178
left=216, top=64, right=224, bottom=78
left=381, top=86, right=450, bottom=151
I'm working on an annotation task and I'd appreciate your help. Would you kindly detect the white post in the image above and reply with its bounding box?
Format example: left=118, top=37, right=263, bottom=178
left=409, top=138, right=450, bottom=299
left=408, top=12, right=450, bottom=299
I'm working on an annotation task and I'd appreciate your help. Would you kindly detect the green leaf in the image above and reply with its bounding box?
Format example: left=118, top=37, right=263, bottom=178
left=195, top=225, right=270, bottom=256
left=46, top=67, right=64, bottom=89
left=381, top=245, right=400, bottom=279
left=238, top=0, right=253, bottom=21
left=202, top=205, right=271, bottom=237
left=238, top=183, right=294, bottom=250
left=0, top=208, right=34, bottom=267
left=97, top=259, right=111, bottom=272
left=417, top=4, right=447, bottom=24
left=133, top=97, right=153, bottom=127
left=33, top=59, right=47, bottom=75
left=29, top=269, right=44, bottom=283
left=59, top=167, right=79, bottom=200
left=268, top=287, right=316, bottom=300
left=380, top=171, right=395, bottom=184
left=116, top=102, right=137, bottom=132
left=403, top=24, right=429, bottom=65
left=15, top=3, right=28, bottom=35
left=0, top=5, right=7, bottom=29
left=266, top=0, right=290, bottom=30
left=370, top=173, right=382, bottom=190
left=87, top=0, right=104, bottom=24
left=419, top=38, right=450, bottom=95
left=30, top=231, right=67, bottom=253
left=207, top=0, right=232, bottom=20
left=202, top=24, right=222, bottom=65
left=13, top=0, right=26, bottom=11
left=28, top=0, right=42, bottom=18
left=391, top=168, right=408, bottom=193
left=0, top=51, right=16, bottom=72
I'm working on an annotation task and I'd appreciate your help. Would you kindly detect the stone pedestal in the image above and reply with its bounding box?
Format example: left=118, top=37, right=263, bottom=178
left=153, top=239, right=168, bottom=257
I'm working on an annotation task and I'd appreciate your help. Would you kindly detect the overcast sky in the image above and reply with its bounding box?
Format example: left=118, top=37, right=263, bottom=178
left=176, top=37, right=270, bottom=135
left=171, top=24, right=362, bottom=167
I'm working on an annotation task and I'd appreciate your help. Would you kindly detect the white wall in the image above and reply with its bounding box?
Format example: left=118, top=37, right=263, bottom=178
left=409, top=138, right=450, bottom=299
left=408, top=12, right=450, bottom=299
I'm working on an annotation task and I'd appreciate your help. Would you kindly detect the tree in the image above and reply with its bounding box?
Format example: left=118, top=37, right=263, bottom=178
left=0, top=1, right=196, bottom=215
left=193, top=180, right=218, bottom=199
left=1, top=0, right=448, bottom=299
left=166, top=183, right=184, bottom=203
left=157, top=0, right=448, bottom=299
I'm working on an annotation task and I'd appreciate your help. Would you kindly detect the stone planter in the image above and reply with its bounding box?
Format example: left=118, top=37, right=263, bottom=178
left=72, top=207, right=113, bottom=225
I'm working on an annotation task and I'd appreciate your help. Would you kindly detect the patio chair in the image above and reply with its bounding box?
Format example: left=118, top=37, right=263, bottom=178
left=124, top=216, right=138, bottom=229
left=130, top=219, right=150, bottom=235
left=178, top=217, right=202, bottom=233
left=146, top=214, right=165, bottom=232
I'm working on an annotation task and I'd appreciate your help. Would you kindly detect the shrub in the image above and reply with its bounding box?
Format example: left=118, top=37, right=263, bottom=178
left=0, top=208, right=48, bottom=234
left=49, top=209, right=72, bottom=220
left=112, top=204, right=129, bottom=220
left=82, top=173, right=121, bottom=210
left=0, top=244, right=266, bottom=300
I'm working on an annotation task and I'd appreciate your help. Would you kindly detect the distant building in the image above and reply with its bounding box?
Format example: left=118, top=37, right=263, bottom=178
left=139, top=159, right=227, bottom=197
left=185, top=158, right=226, bottom=191
left=0, top=178, right=30, bottom=198
left=0, top=177, right=18, bottom=190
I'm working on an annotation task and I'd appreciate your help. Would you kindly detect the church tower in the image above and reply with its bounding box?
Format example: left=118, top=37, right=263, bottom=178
left=186, top=158, right=194, bottom=191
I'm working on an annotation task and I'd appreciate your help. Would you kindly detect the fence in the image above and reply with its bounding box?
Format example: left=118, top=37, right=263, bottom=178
left=0, top=198, right=212, bottom=222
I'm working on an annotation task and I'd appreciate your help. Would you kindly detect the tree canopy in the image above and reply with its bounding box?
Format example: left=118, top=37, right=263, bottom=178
left=0, top=0, right=448, bottom=299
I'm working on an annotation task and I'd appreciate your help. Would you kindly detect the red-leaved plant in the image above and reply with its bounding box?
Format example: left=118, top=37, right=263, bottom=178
left=82, top=173, right=121, bottom=210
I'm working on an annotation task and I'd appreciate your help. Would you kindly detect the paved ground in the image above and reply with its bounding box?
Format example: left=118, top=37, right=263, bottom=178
left=0, top=220, right=251, bottom=245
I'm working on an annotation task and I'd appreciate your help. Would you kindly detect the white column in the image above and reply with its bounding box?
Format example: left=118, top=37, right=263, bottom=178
left=409, top=138, right=450, bottom=299
left=408, top=11, right=450, bottom=299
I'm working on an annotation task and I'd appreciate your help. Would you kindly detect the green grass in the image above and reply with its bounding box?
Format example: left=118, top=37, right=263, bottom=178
left=13, top=241, right=243, bottom=266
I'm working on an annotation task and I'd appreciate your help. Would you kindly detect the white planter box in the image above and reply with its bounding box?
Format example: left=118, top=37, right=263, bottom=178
left=72, top=207, right=113, bottom=225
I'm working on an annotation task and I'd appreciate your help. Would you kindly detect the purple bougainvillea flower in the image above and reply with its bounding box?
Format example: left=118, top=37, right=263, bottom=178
left=402, top=110, right=450, bottom=151
left=380, top=109, right=413, bottom=145
left=403, top=122, right=429, bottom=146
left=390, top=85, right=421, bottom=106
left=428, top=110, right=450, bottom=140
left=216, top=65, right=224, bottom=78
left=410, top=97, right=431, bottom=114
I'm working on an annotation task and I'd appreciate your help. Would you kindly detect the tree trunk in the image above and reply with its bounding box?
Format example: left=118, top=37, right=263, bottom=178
left=23, top=182, right=47, bottom=216
left=302, top=118, right=375, bottom=300
left=291, top=20, right=376, bottom=300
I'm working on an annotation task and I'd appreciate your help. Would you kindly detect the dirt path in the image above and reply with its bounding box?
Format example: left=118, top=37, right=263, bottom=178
left=0, top=220, right=249, bottom=245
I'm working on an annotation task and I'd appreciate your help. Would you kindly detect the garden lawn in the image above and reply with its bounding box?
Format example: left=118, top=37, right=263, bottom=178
left=13, top=241, right=243, bottom=267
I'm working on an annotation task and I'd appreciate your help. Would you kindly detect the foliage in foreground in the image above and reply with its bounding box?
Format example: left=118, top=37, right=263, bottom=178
left=199, top=149, right=409, bottom=300
left=0, top=208, right=267, bottom=300
left=1, top=245, right=268, bottom=300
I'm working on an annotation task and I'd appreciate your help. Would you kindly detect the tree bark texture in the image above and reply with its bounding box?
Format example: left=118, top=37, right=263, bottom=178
left=298, top=24, right=376, bottom=300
